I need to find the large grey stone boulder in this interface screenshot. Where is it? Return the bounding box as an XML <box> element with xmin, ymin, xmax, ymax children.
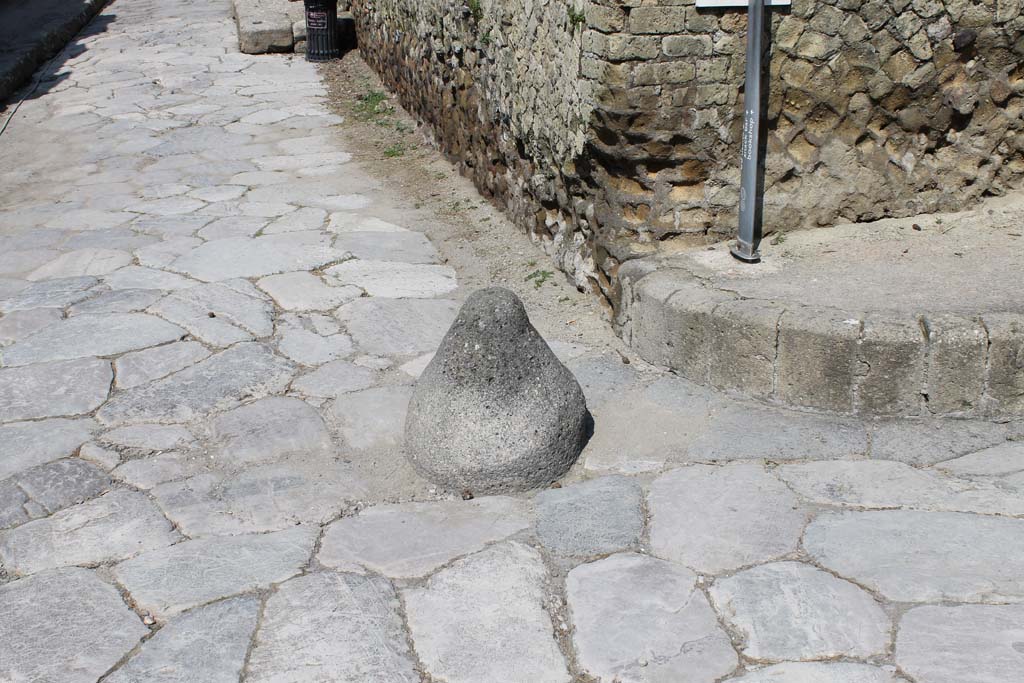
<box><xmin>405</xmin><ymin>288</ymin><xmax>588</xmax><ymax>493</ymax></box>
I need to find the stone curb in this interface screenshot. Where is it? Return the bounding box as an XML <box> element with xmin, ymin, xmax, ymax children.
<box><xmin>232</xmin><ymin>0</ymin><xmax>295</xmax><ymax>55</ymax></box>
<box><xmin>0</xmin><ymin>0</ymin><xmax>111</xmax><ymax>106</ymax></box>
<box><xmin>616</xmin><ymin>259</ymin><xmax>1024</xmax><ymax>418</ymax></box>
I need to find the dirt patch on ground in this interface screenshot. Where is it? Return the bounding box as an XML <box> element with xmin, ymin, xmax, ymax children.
<box><xmin>318</xmin><ymin>50</ymin><xmax>628</xmax><ymax>356</ymax></box>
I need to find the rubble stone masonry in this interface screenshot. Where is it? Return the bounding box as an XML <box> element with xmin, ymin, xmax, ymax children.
<box><xmin>351</xmin><ymin>0</ymin><xmax>1024</xmax><ymax>305</ymax></box>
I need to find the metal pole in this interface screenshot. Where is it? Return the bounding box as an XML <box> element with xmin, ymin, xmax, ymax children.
<box><xmin>730</xmin><ymin>0</ymin><xmax>765</xmax><ymax>263</ymax></box>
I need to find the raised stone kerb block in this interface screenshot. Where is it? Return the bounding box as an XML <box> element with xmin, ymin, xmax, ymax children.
<box><xmin>924</xmin><ymin>314</ymin><xmax>987</xmax><ymax>415</ymax></box>
<box><xmin>856</xmin><ymin>314</ymin><xmax>927</xmax><ymax>415</ymax></box>
<box><xmin>982</xmin><ymin>313</ymin><xmax>1024</xmax><ymax>417</ymax></box>
<box><xmin>775</xmin><ymin>307</ymin><xmax>861</xmax><ymax>413</ymax></box>
<box><xmin>708</xmin><ymin>298</ymin><xmax>784</xmax><ymax>399</ymax></box>
<box><xmin>233</xmin><ymin>0</ymin><xmax>294</xmax><ymax>54</ymax></box>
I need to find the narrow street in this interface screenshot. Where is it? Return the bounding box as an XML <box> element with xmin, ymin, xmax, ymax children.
<box><xmin>0</xmin><ymin>0</ymin><xmax>1022</xmax><ymax>681</ymax></box>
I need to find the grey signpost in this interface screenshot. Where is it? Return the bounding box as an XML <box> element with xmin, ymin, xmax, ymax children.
<box><xmin>696</xmin><ymin>0</ymin><xmax>789</xmax><ymax>263</ymax></box>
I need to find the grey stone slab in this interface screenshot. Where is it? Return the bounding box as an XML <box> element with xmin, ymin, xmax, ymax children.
<box><xmin>0</xmin><ymin>276</ymin><xmax>29</xmax><ymax>300</ymax></box>
<box><xmin>135</xmin><ymin>238</ymin><xmax>204</xmax><ymax>268</ymax></box>
<box><xmin>318</xmin><ymin>496</ymin><xmax>530</xmax><ymax>578</ymax></box>
<box><xmin>263</xmin><ymin>206</ymin><xmax>327</xmax><ymax>233</ymax></box>
<box><xmin>68</xmin><ymin>288</ymin><xmax>165</xmax><ymax>316</ymax></box>
<box><xmin>896</xmin><ymin>604</ymin><xmax>1024</xmax><ymax>683</ymax></box>
<box><xmin>583</xmin><ymin>375</ymin><xmax>716</xmax><ymax>474</ymax></box>
<box><xmin>62</xmin><ymin>230</ymin><xmax>158</xmax><ymax>253</ymax></box>
<box><xmin>0</xmin><ymin>568</ymin><xmax>147</xmax><ymax>683</ymax></box>
<box><xmin>0</xmin><ymin>418</ymin><xmax>95</xmax><ymax>479</ymax></box>
<box><xmin>403</xmin><ymin>542</ymin><xmax>569</xmax><ymax>683</ymax></box>
<box><xmin>0</xmin><ymin>276</ymin><xmax>100</xmax><ymax>313</ymax></box>
<box><xmin>333</xmin><ymin>231</ymin><xmax>439</xmax><ymax>264</ymax></box>
<box><xmin>105</xmin><ymin>596</ymin><xmax>260</xmax><ymax>683</ymax></box>
<box><xmin>804</xmin><ymin>510</ymin><xmax>1024</xmax><ymax>602</ymax></box>
<box><xmin>197</xmin><ymin>215</ymin><xmax>266</xmax><ymax>240</ymax></box>
<box><xmin>277</xmin><ymin>326</ymin><xmax>354</xmax><ymax>365</ymax></box>
<box><xmin>114</xmin><ymin>527</ymin><xmax>316</xmax><ymax>618</ymax></box>
<box><xmin>102</xmin><ymin>424</ymin><xmax>196</xmax><ymax>452</ymax></box>
<box><xmin>290</xmin><ymin>360</ymin><xmax>377</xmax><ymax>398</ymax></box>
<box><xmin>0</xmin><ymin>248</ymin><xmax>59</xmax><ymax>276</ymax></box>
<box><xmin>710</xmin><ymin>561</ymin><xmax>890</xmax><ymax>662</ymax></box>
<box><xmin>0</xmin><ymin>358</ymin><xmax>112</xmax><ymax>422</ymax></box>
<box><xmin>247</xmin><ymin>572</ymin><xmax>418</xmax><ymax>682</ymax></box>
<box><xmin>114</xmin><ymin>341</ymin><xmax>211</xmax><ymax>390</ymax></box>
<box><xmin>27</xmin><ymin>248</ymin><xmax>133</xmax><ymax>280</ymax></box>
<box><xmin>0</xmin><ymin>477</ymin><xmax>29</xmax><ymax>528</ymax></box>
<box><xmin>148</xmin><ymin>279</ymin><xmax>274</xmax><ymax>346</ymax></box>
<box><xmin>648</xmin><ymin>463</ymin><xmax>808</xmax><ymax>574</ymax></box>
<box><xmin>257</xmin><ymin>271</ymin><xmax>361</xmax><ymax>310</ymax></box>
<box><xmin>188</xmin><ymin>185</ymin><xmax>248</xmax><ymax>202</ymax></box>
<box><xmin>151</xmin><ymin>454</ymin><xmax>366</xmax><ymax>536</ymax></box>
<box><xmin>5</xmin><ymin>458</ymin><xmax>110</xmax><ymax>523</ymax></box>
<box><xmin>2</xmin><ymin>313</ymin><xmax>185</xmax><ymax>366</ymax></box>
<box><xmin>209</xmin><ymin>396</ymin><xmax>333</xmax><ymax>466</ymax></box>
<box><xmin>169</xmin><ymin>232</ymin><xmax>345</xmax><ymax>281</ymax></box>
<box><xmin>329</xmin><ymin>215</ymin><xmax>410</xmax><ymax>233</ymax></box>
<box><xmin>335</xmin><ymin>297</ymin><xmax>459</xmax><ymax>356</ymax></box>
<box><xmin>777</xmin><ymin>460</ymin><xmax>1024</xmax><ymax>515</ymax></box>
<box><xmin>688</xmin><ymin>403</ymin><xmax>869</xmax><ymax>461</ymax></box>
<box><xmin>935</xmin><ymin>441</ymin><xmax>1024</xmax><ymax>477</ymax></box>
<box><xmin>727</xmin><ymin>663</ymin><xmax>902</xmax><ymax>682</ymax></box>
<box><xmin>566</xmin><ymin>352</ymin><xmax>644</xmax><ymax>408</ymax></box>
<box><xmin>535</xmin><ymin>476</ymin><xmax>643</xmax><ymax>558</ymax></box>
<box><xmin>151</xmin><ymin>126</ymin><xmax>252</xmax><ymax>156</ymax></box>
<box><xmin>0</xmin><ymin>490</ymin><xmax>179</xmax><ymax>575</ymax></box>
<box><xmin>104</xmin><ymin>266</ymin><xmax>199</xmax><ymax>291</ymax></box>
<box><xmin>0</xmin><ymin>307</ymin><xmax>63</xmax><ymax>344</ymax></box>
<box><xmin>112</xmin><ymin>451</ymin><xmax>207</xmax><ymax>489</ymax></box>
<box><xmin>328</xmin><ymin>386</ymin><xmax>411</xmax><ymax>450</ymax></box>
<box><xmin>567</xmin><ymin>553</ymin><xmax>737</xmax><ymax>683</ymax></box>
<box><xmin>97</xmin><ymin>343</ymin><xmax>295</xmax><ymax>425</ymax></box>
<box><xmin>870</xmin><ymin>419</ymin><xmax>1010</xmax><ymax>465</ymax></box>
<box><xmin>324</xmin><ymin>260</ymin><xmax>457</xmax><ymax>298</ymax></box>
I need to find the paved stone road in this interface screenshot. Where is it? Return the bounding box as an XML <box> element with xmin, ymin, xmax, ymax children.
<box><xmin>2</xmin><ymin>1</ymin><xmax>1024</xmax><ymax>682</ymax></box>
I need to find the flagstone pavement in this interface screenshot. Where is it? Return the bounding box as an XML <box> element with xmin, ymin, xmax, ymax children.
<box><xmin>1</xmin><ymin>0</ymin><xmax>1023</xmax><ymax>681</ymax></box>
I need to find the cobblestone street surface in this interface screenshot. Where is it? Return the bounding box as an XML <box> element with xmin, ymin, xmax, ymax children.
<box><xmin>1</xmin><ymin>1</ymin><xmax>1024</xmax><ymax>682</ymax></box>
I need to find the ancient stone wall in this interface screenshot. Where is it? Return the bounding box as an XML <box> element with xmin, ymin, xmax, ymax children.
<box><xmin>352</xmin><ymin>0</ymin><xmax>1024</xmax><ymax>305</ymax></box>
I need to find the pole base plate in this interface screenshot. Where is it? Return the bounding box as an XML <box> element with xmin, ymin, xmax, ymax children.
<box><xmin>730</xmin><ymin>242</ymin><xmax>761</xmax><ymax>263</ymax></box>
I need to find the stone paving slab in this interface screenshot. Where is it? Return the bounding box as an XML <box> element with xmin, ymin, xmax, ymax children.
<box><xmin>104</xmin><ymin>595</ymin><xmax>260</xmax><ymax>683</ymax></box>
<box><xmin>403</xmin><ymin>542</ymin><xmax>570</xmax><ymax>683</ymax></box>
<box><xmin>113</xmin><ymin>526</ymin><xmax>316</xmax><ymax>617</ymax></box>
<box><xmin>0</xmin><ymin>0</ymin><xmax>1021</xmax><ymax>680</ymax></box>
<box><xmin>246</xmin><ymin>571</ymin><xmax>419</xmax><ymax>682</ymax></box>
<box><xmin>567</xmin><ymin>552</ymin><xmax>737</xmax><ymax>683</ymax></box>
<box><xmin>0</xmin><ymin>567</ymin><xmax>147</xmax><ymax>683</ymax></box>
<box><xmin>0</xmin><ymin>489</ymin><xmax>180</xmax><ymax>575</ymax></box>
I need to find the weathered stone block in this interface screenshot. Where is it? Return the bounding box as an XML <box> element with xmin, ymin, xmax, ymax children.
<box><xmin>236</xmin><ymin>14</ymin><xmax>293</xmax><ymax>55</ymax></box>
<box><xmin>925</xmin><ymin>314</ymin><xmax>987</xmax><ymax>414</ymax></box>
<box><xmin>856</xmin><ymin>315</ymin><xmax>926</xmax><ymax>415</ymax></box>
<box><xmin>708</xmin><ymin>299</ymin><xmax>783</xmax><ymax>398</ymax></box>
<box><xmin>586</xmin><ymin>4</ymin><xmax>626</xmax><ymax>33</ymax></box>
<box><xmin>776</xmin><ymin>307</ymin><xmax>860</xmax><ymax>412</ymax></box>
<box><xmin>629</xmin><ymin>7</ymin><xmax>687</xmax><ymax>34</ymax></box>
<box><xmin>662</xmin><ymin>34</ymin><xmax>713</xmax><ymax>57</ymax></box>
<box><xmin>983</xmin><ymin>313</ymin><xmax>1024</xmax><ymax>416</ymax></box>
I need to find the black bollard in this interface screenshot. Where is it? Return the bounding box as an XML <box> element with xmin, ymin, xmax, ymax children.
<box><xmin>303</xmin><ymin>0</ymin><xmax>340</xmax><ymax>62</ymax></box>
